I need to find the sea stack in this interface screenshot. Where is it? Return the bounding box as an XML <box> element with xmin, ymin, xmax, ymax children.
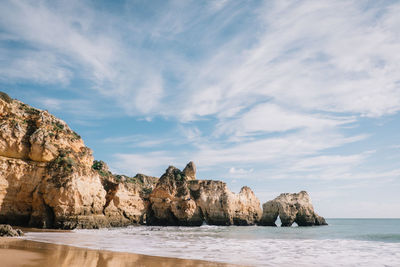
<box><xmin>0</xmin><ymin>92</ymin><xmax>326</xmax><ymax>229</ymax></box>
<box><xmin>259</xmin><ymin>191</ymin><xmax>327</xmax><ymax>226</ymax></box>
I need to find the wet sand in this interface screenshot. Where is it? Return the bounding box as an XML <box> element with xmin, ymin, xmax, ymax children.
<box><xmin>0</xmin><ymin>237</ymin><xmax>239</xmax><ymax>267</ymax></box>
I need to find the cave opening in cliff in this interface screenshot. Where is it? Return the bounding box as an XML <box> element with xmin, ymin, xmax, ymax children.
<box><xmin>275</xmin><ymin>216</ymin><xmax>282</xmax><ymax>226</ymax></box>
<box><xmin>44</xmin><ymin>204</ymin><xmax>55</xmax><ymax>228</ymax></box>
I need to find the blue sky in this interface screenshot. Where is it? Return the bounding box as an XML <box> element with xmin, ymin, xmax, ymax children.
<box><xmin>1</xmin><ymin>0</ymin><xmax>400</xmax><ymax>217</ymax></box>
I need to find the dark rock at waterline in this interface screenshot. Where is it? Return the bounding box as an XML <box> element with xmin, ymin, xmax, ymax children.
<box><xmin>0</xmin><ymin>224</ymin><xmax>24</xmax><ymax>237</ymax></box>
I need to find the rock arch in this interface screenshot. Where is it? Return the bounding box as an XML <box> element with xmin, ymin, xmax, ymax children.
<box><xmin>259</xmin><ymin>191</ymin><xmax>327</xmax><ymax>227</ymax></box>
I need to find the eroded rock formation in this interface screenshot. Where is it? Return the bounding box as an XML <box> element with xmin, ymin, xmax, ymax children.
<box><xmin>101</xmin><ymin>171</ymin><xmax>158</xmax><ymax>226</ymax></box>
<box><xmin>259</xmin><ymin>191</ymin><xmax>327</xmax><ymax>226</ymax></box>
<box><xmin>0</xmin><ymin>92</ymin><xmax>326</xmax><ymax>229</ymax></box>
<box><xmin>148</xmin><ymin>163</ymin><xmax>262</xmax><ymax>226</ymax></box>
<box><xmin>0</xmin><ymin>92</ymin><xmax>157</xmax><ymax>229</ymax></box>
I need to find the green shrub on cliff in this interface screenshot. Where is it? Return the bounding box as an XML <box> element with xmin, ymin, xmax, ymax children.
<box><xmin>72</xmin><ymin>131</ymin><xmax>81</xmax><ymax>140</ymax></box>
<box><xmin>141</xmin><ymin>187</ymin><xmax>153</xmax><ymax>195</ymax></box>
<box><xmin>47</xmin><ymin>152</ymin><xmax>77</xmax><ymax>188</ymax></box>
<box><xmin>52</xmin><ymin>121</ymin><xmax>64</xmax><ymax>132</ymax></box>
<box><xmin>0</xmin><ymin>91</ymin><xmax>12</xmax><ymax>103</ymax></box>
<box><xmin>92</xmin><ymin>160</ymin><xmax>104</xmax><ymax>171</ymax></box>
<box><xmin>52</xmin><ymin>155</ymin><xmax>76</xmax><ymax>173</ymax></box>
<box><xmin>92</xmin><ymin>160</ymin><xmax>110</xmax><ymax>177</ymax></box>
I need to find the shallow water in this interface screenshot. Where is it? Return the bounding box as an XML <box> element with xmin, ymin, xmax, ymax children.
<box><xmin>23</xmin><ymin>219</ymin><xmax>400</xmax><ymax>266</ymax></box>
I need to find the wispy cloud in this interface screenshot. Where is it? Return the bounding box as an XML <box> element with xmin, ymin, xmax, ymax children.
<box><xmin>2</xmin><ymin>1</ymin><xmax>399</xmax><ymax>120</ymax></box>
<box><xmin>214</xmin><ymin>103</ymin><xmax>355</xmax><ymax>138</ymax></box>
<box><xmin>0</xmin><ymin>49</ymin><xmax>72</xmax><ymax>84</ymax></box>
<box><xmin>1</xmin><ymin>1</ymin><xmax>400</xmax><ymax>216</ymax></box>
<box><xmin>172</xmin><ymin>1</ymin><xmax>400</xmax><ymax>123</ymax></box>
<box><xmin>33</xmin><ymin>96</ymin><xmax>117</xmax><ymax>119</ymax></box>
<box><xmin>112</xmin><ymin>152</ymin><xmax>178</xmax><ymax>176</ymax></box>
<box><xmin>229</xmin><ymin>167</ymin><xmax>254</xmax><ymax>178</ymax></box>
<box><xmin>103</xmin><ymin>134</ymin><xmax>175</xmax><ymax>148</ymax></box>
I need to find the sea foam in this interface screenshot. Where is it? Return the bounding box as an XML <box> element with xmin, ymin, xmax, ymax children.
<box><xmin>22</xmin><ymin>223</ymin><xmax>400</xmax><ymax>266</ymax></box>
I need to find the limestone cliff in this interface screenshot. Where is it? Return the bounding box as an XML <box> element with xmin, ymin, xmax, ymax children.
<box><xmin>0</xmin><ymin>92</ymin><xmax>157</xmax><ymax>229</ymax></box>
<box><xmin>259</xmin><ymin>191</ymin><xmax>327</xmax><ymax>226</ymax></box>
<box><xmin>94</xmin><ymin>161</ymin><xmax>158</xmax><ymax>226</ymax></box>
<box><xmin>0</xmin><ymin>92</ymin><xmax>326</xmax><ymax>229</ymax></box>
<box><xmin>147</xmin><ymin>162</ymin><xmax>262</xmax><ymax>226</ymax></box>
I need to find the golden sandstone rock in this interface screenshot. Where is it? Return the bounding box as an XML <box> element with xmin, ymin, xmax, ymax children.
<box><xmin>259</xmin><ymin>191</ymin><xmax>327</xmax><ymax>226</ymax></box>
<box><xmin>148</xmin><ymin>163</ymin><xmax>262</xmax><ymax>226</ymax></box>
<box><xmin>0</xmin><ymin>92</ymin><xmax>326</xmax><ymax>228</ymax></box>
<box><xmin>0</xmin><ymin>93</ymin><xmax>155</xmax><ymax>229</ymax></box>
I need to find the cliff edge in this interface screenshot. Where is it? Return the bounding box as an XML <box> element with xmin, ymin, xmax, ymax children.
<box><xmin>0</xmin><ymin>92</ymin><xmax>326</xmax><ymax>228</ymax></box>
<box><xmin>0</xmin><ymin>92</ymin><xmax>157</xmax><ymax>228</ymax></box>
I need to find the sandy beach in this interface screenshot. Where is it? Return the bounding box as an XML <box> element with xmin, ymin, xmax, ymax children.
<box><xmin>0</xmin><ymin>237</ymin><xmax>238</xmax><ymax>267</ymax></box>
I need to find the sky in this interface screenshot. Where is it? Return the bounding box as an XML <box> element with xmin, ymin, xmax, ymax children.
<box><xmin>0</xmin><ymin>0</ymin><xmax>399</xmax><ymax>218</ymax></box>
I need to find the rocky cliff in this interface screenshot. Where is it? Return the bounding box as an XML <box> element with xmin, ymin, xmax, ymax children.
<box><xmin>0</xmin><ymin>92</ymin><xmax>157</xmax><ymax>229</ymax></box>
<box><xmin>259</xmin><ymin>191</ymin><xmax>327</xmax><ymax>226</ymax></box>
<box><xmin>0</xmin><ymin>92</ymin><xmax>326</xmax><ymax>228</ymax></box>
<box><xmin>147</xmin><ymin>163</ymin><xmax>262</xmax><ymax>226</ymax></box>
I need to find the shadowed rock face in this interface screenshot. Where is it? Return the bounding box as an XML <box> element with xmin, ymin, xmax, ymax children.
<box><xmin>147</xmin><ymin>163</ymin><xmax>262</xmax><ymax>226</ymax></box>
<box><xmin>259</xmin><ymin>191</ymin><xmax>327</xmax><ymax>227</ymax></box>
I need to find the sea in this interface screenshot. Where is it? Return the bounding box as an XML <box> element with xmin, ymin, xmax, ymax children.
<box><xmin>22</xmin><ymin>219</ymin><xmax>400</xmax><ymax>266</ymax></box>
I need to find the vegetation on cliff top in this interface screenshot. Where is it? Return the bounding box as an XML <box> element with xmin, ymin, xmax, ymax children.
<box><xmin>0</xmin><ymin>91</ymin><xmax>12</xmax><ymax>103</ymax></box>
<box><xmin>92</xmin><ymin>160</ymin><xmax>112</xmax><ymax>178</ymax></box>
<box><xmin>47</xmin><ymin>151</ymin><xmax>77</xmax><ymax>188</ymax></box>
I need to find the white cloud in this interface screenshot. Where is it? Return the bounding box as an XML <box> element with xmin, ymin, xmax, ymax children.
<box><xmin>103</xmin><ymin>134</ymin><xmax>175</xmax><ymax>148</ymax></box>
<box><xmin>112</xmin><ymin>152</ymin><xmax>178</xmax><ymax>177</ymax></box>
<box><xmin>0</xmin><ymin>49</ymin><xmax>72</xmax><ymax>84</ymax></box>
<box><xmin>177</xmin><ymin>1</ymin><xmax>400</xmax><ymax>121</ymax></box>
<box><xmin>37</xmin><ymin>97</ymin><xmax>62</xmax><ymax>110</ymax></box>
<box><xmin>1</xmin><ymin>1</ymin><xmax>400</xmax><ymax>219</ymax></box>
<box><xmin>229</xmin><ymin>167</ymin><xmax>254</xmax><ymax>177</ymax></box>
<box><xmin>289</xmin><ymin>151</ymin><xmax>375</xmax><ymax>172</ymax></box>
<box><xmin>215</xmin><ymin>103</ymin><xmax>355</xmax><ymax>137</ymax></box>
<box><xmin>0</xmin><ymin>0</ymin><xmax>117</xmax><ymax>81</ymax></box>
<box><xmin>0</xmin><ymin>0</ymin><xmax>165</xmax><ymax>116</ymax></box>
<box><xmin>33</xmin><ymin>97</ymin><xmax>118</xmax><ymax>119</ymax></box>
<box><xmin>133</xmin><ymin>76</ymin><xmax>164</xmax><ymax>114</ymax></box>
<box><xmin>3</xmin><ymin>0</ymin><xmax>399</xmax><ymax>121</ymax></box>
<box><xmin>191</xmin><ymin>132</ymin><xmax>367</xmax><ymax>168</ymax></box>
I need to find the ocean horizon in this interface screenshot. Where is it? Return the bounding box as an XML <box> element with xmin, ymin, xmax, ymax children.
<box><xmin>1</xmin><ymin>0</ymin><xmax>400</xmax><ymax>266</ymax></box>
<box><xmin>22</xmin><ymin>218</ymin><xmax>400</xmax><ymax>266</ymax></box>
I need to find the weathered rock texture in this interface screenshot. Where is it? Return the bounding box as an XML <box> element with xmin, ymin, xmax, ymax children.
<box><xmin>259</xmin><ymin>191</ymin><xmax>327</xmax><ymax>226</ymax></box>
<box><xmin>101</xmin><ymin>169</ymin><xmax>158</xmax><ymax>226</ymax></box>
<box><xmin>0</xmin><ymin>224</ymin><xmax>23</xmax><ymax>236</ymax></box>
<box><xmin>148</xmin><ymin>163</ymin><xmax>262</xmax><ymax>226</ymax></box>
<box><xmin>0</xmin><ymin>92</ymin><xmax>157</xmax><ymax>229</ymax></box>
<box><xmin>0</xmin><ymin>92</ymin><xmax>327</xmax><ymax>229</ymax></box>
